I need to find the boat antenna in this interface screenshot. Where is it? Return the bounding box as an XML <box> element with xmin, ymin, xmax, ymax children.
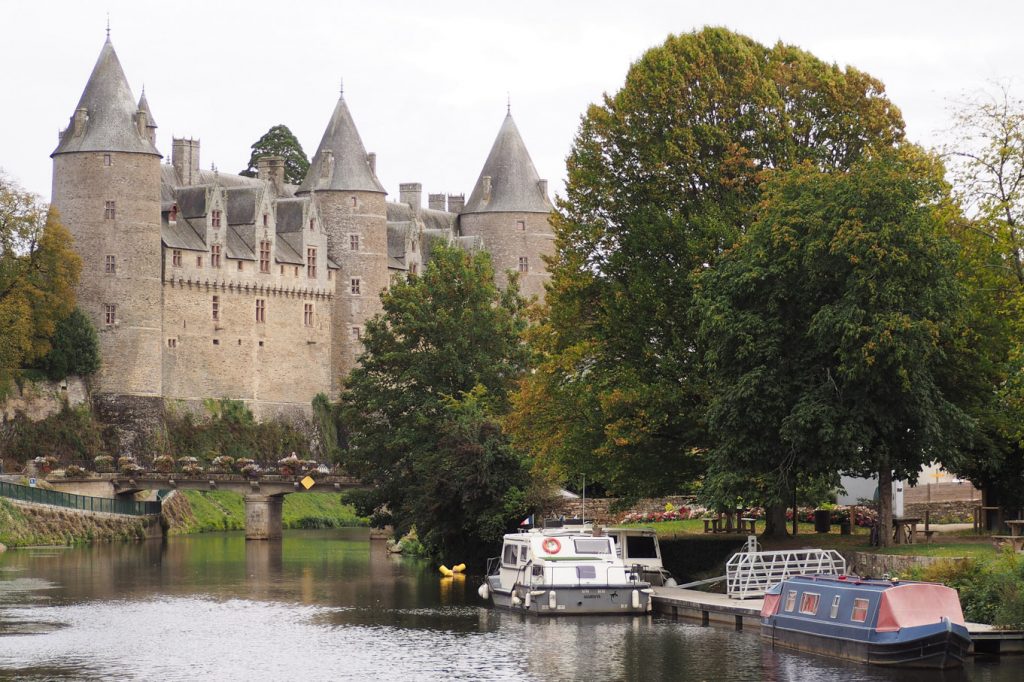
<box><xmin>582</xmin><ymin>475</ymin><xmax>586</xmax><ymax>525</ymax></box>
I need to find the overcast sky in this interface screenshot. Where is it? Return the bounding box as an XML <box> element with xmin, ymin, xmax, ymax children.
<box><xmin>2</xmin><ymin>1</ymin><xmax>1021</xmax><ymax>203</ymax></box>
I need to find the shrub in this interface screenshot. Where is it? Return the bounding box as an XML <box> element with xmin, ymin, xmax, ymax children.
<box><xmin>93</xmin><ymin>455</ymin><xmax>114</xmax><ymax>473</ymax></box>
<box><xmin>153</xmin><ymin>455</ymin><xmax>175</xmax><ymax>474</ymax></box>
<box><xmin>117</xmin><ymin>456</ymin><xmax>142</xmax><ymax>475</ymax></box>
<box><xmin>210</xmin><ymin>456</ymin><xmax>235</xmax><ymax>473</ymax></box>
<box><xmin>64</xmin><ymin>464</ymin><xmax>86</xmax><ymax>478</ymax></box>
<box><xmin>277</xmin><ymin>454</ymin><xmax>301</xmax><ymax>476</ymax></box>
<box><xmin>240</xmin><ymin>463</ymin><xmax>261</xmax><ymax>479</ymax></box>
<box><xmin>36</xmin><ymin>308</ymin><xmax>101</xmax><ymax>380</ymax></box>
<box><xmin>33</xmin><ymin>456</ymin><xmax>58</xmax><ymax>474</ymax></box>
<box><xmin>177</xmin><ymin>456</ymin><xmax>202</xmax><ymax>476</ymax></box>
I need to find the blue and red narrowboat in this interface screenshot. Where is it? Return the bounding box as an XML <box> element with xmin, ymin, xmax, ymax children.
<box><xmin>761</xmin><ymin>575</ymin><xmax>971</xmax><ymax>668</ymax></box>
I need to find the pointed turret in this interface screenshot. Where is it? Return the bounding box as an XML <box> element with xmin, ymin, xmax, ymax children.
<box><xmin>52</xmin><ymin>36</ymin><xmax>160</xmax><ymax>157</ymax></box>
<box><xmin>298</xmin><ymin>94</ymin><xmax>384</xmax><ymax>194</ymax></box>
<box><xmin>138</xmin><ymin>88</ymin><xmax>158</xmax><ymax>146</ymax></box>
<box><xmin>462</xmin><ymin>112</ymin><xmax>552</xmax><ymax>214</ymax></box>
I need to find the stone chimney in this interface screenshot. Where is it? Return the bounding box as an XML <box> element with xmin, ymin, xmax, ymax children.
<box><xmin>366</xmin><ymin>152</ymin><xmax>377</xmax><ymax>175</ymax></box>
<box><xmin>72</xmin><ymin>107</ymin><xmax>88</xmax><ymax>137</ymax></box>
<box><xmin>482</xmin><ymin>176</ymin><xmax>492</xmax><ymax>202</ymax></box>
<box><xmin>447</xmin><ymin>194</ymin><xmax>465</xmax><ymax>213</ymax></box>
<box><xmin>538</xmin><ymin>179</ymin><xmax>548</xmax><ymax>198</ymax></box>
<box><xmin>257</xmin><ymin>156</ymin><xmax>286</xmax><ymax>192</ymax></box>
<box><xmin>172</xmin><ymin>137</ymin><xmax>201</xmax><ymax>186</ymax></box>
<box><xmin>399</xmin><ymin>183</ymin><xmax>422</xmax><ymax>209</ymax></box>
<box><xmin>428</xmin><ymin>193</ymin><xmax>446</xmax><ymax>210</ymax></box>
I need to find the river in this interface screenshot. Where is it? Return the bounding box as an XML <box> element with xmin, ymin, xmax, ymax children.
<box><xmin>0</xmin><ymin>529</ymin><xmax>1017</xmax><ymax>681</ymax></box>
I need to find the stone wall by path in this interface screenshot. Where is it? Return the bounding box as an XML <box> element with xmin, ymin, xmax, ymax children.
<box><xmin>553</xmin><ymin>496</ymin><xmax>698</xmax><ymax>524</ymax></box>
<box><xmin>0</xmin><ymin>377</ymin><xmax>88</xmax><ymax>423</ymax></box>
<box><xmin>904</xmin><ymin>500</ymin><xmax>980</xmax><ymax>523</ymax></box>
<box><xmin>844</xmin><ymin>551</ymin><xmax>966</xmax><ymax>578</ymax></box>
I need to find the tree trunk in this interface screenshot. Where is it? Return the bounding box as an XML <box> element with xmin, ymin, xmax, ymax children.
<box><xmin>878</xmin><ymin>467</ymin><xmax>894</xmax><ymax>548</ymax></box>
<box><xmin>763</xmin><ymin>502</ymin><xmax>790</xmax><ymax>537</ymax></box>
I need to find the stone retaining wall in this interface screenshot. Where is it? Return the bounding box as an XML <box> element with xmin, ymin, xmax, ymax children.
<box><xmin>554</xmin><ymin>495</ymin><xmax>698</xmax><ymax>524</ymax></box>
<box><xmin>844</xmin><ymin>551</ymin><xmax>965</xmax><ymax>578</ymax></box>
<box><xmin>904</xmin><ymin>500</ymin><xmax>979</xmax><ymax>523</ymax></box>
<box><xmin>0</xmin><ymin>377</ymin><xmax>87</xmax><ymax>423</ymax></box>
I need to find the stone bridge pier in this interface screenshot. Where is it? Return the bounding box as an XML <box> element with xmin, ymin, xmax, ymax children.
<box><xmin>244</xmin><ymin>494</ymin><xmax>285</xmax><ymax>540</ymax></box>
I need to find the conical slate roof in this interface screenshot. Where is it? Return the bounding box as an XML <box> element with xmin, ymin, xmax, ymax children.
<box><xmin>298</xmin><ymin>95</ymin><xmax>385</xmax><ymax>194</ymax></box>
<box><xmin>138</xmin><ymin>89</ymin><xmax>157</xmax><ymax>128</ymax></box>
<box><xmin>462</xmin><ymin>112</ymin><xmax>552</xmax><ymax>214</ymax></box>
<box><xmin>52</xmin><ymin>36</ymin><xmax>160</xmax><ymax>157</ymax></box>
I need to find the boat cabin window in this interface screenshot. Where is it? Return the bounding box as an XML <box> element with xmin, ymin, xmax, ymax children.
<box><xmin>799</xmin><ymin>593</ymin><xmax>820</xmax><ymax>616</ymax></box>
<box><xmin>573</xmin><ymin>538</ymin><xmax>612</xmax><ymax>555</ymax></box>
<box><xmin>625</xmin><ymin>535</ymin><xmax>658</xmax><ymax>559</ymax></box>
<box><xmin>851</xmin><ymin>598</ymin><xmax>870</xmax><ymax>623</ymax></box>
<box><xmin>503</xmin><ymin>544</ymin><xmax>518</xmax><ymax>565</ymax></box>
<box><xmin>829</xmin><ymin>595</ymin><xmax>841</xmax><ymax>619</ymax></box>
<box><xmin>532</xmin><ymin>566</ymin><xmax>544</xmax><ymax>577</ymax></box>
<box><xmin>576</xmin><ymin>566</ymin><xmax>596</xmax><ymax>580</ymax></box>
<box><xmin>784</xmin><ymin>590</ymin><xmax>797</xmax><ymax>612</ymax></box>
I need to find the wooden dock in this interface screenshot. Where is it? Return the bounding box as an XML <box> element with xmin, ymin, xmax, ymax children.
<box><xmin>651</xmin><ymin>587</ymin><xmax>1024</xmax><ymax>654</ymax></box>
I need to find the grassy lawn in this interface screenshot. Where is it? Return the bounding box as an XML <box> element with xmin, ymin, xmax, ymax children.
<box><xmin>173</xmin><ymin>490</ymin><xmax>367</xmax><ymax>535</ymax></box>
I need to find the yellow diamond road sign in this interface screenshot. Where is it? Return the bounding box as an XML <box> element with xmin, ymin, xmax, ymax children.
<box><xmin>301</xmin><ymin>475</ymin><xmax>315</xmax><ymax>490</ymax></box>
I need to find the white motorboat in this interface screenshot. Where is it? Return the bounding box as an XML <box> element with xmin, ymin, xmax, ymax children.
<box><xmin>603</xmin><ymin>526</ymin><xmax>677</xmax><ymax>587</ymax></box>
<box><xmin>479</xmin><ymin>521</ymin><xmax>653</xmax><ymax>615</ymax></box>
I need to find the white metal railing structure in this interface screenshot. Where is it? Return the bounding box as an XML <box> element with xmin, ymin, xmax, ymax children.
<box><xmin>725</xmin><ymin>538</ymin><xmax>846</xmax><ymax>599</ymax></box>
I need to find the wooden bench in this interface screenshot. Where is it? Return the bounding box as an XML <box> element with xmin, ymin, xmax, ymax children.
<box><xmin>703</xmin><ymin>518</ymin><xmax>725</xmax><ymax>534</ymax></box>
<box><xmin>922</xmin><ymin>530</ymin><xmax>937</xmax><ymax>544</ymax></box>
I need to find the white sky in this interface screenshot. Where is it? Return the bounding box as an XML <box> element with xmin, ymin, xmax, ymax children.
<box><xmin>1</xmin><ymin>0</ymin><xmax>1021</xmax><ymax>203</ymax></box>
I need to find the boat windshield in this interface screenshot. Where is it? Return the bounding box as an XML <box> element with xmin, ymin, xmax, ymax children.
<box><xmin>625</xmin><ymin>535</ymin><xmax>658</xmax><ymax>559</ymax></box>
<box><xmin>573</xmin><ymin>538</ymin><xmax>612</xmax><ymax>555</ymax></box>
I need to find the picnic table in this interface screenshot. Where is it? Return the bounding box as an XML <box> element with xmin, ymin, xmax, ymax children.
<box><xmin>702</xmin><ymin>512</ymin><xmax>757</xmax><ymax>534</ymax></box>
<box><xmin>892</xmin><ymin>516</ymin><xmax>921</xmax><ymax>544</ymax></box>
<box><xmin>994</xmin><ymin>520</ymin><xmax>1024</xmax><ymax>552</ymax></box>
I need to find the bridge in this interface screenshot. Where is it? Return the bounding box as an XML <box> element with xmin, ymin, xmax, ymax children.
<box><xmin>48</xmin><ymin>473</ymin><xmax>365</xmax><ymax>540</ymax></box>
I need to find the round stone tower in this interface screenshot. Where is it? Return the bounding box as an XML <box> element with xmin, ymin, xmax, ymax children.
<box><xmin>50</xmin><ymin>35</ymin><xmax>163</xmax><ymax>446</ymax></box>
<box><xmin>297</xmin><ymin>92</ymin><xmax>388</xmax><ymax>390</ymax></box>
<box><xmin>459</xmin><ymin>111</ymin><xmax>554</xmax><ymax>301</ymax></box>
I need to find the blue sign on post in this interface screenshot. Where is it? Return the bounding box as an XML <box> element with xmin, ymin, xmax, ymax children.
<box><xmin>29</xmin><ymin>478</ymin><xmax>37</xmax><ymax>488</ymax></box>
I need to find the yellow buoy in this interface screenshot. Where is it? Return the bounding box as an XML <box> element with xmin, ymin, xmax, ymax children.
<box><xmin>452</xmin><ymin>563</ymin><xmax>466</xmax><ymax>573</ymax></box>
<box><xmin>438</xmin><ymin>565</ymin><xmax>454</xmax><ymax>577</ymax></box>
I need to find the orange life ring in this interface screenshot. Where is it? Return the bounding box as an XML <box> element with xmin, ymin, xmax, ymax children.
<box><xmin>542</xmin><ymin>538</ymin><xmax>561</xmax><ymax>554</ymax></box>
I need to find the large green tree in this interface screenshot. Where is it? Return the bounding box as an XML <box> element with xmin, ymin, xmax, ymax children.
<box><xmin>509</xmin><ymin>28</ymin><xmax>905</xmax><ymax>508</ymax></box>
<box><xmin>0</xmin><ymin>173</ymin><xmax>80</xmax><ymax>387</ymax></box>
<box><xmin>698</xmin><ymin>148</ymin><xmax>974</xmax><ymax>545</ymax></box>
<box><xmin>37</xmin><ymin>308</ymin><xmax>100</xmax><ymax>380</ymax></box>
<box><xmin>341</xmin><ymin>244</ymin><xmax>531</xmax><ymax>561</ymax></box>
<box><xmin>239</xmin><ymin>125</ymin><xmax>310</xmax><ymax>185</ymax></box>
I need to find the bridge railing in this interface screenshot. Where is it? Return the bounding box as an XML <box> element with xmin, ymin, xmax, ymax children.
<box><xmin>0</xmin><ymin>480</ymin><xmax>160</xmax><ymax>516</ymax></box>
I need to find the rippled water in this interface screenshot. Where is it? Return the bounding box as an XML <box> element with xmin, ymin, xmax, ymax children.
<box><xmin>0</xmin><ymin>530</ymin><xmax>1017</xmax><ymax>681</ymax></box>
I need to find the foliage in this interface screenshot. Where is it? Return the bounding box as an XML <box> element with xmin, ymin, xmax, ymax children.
<box><xmin>0</xmin><ymin>498</ymin><xmax>150</xmax><ymax>547</ymax></box>
<box><xmin>209</xmin><ymin>455</ymin><xmax>236</xmax><ymax>473</ymax></box>
<box><xmin>37</xmin><ymin>308</ymin><xmax>100</xmax><ymax>380</ymax></box>
<box><xmin>93</xmin><ymin>455</ymin><xmax>113</xmax><ymax>473</ymax></box>
<box><xmin>152</xmin><ymin>455</ymin><xmax>175</xmax><ymax>473</ymax></box>
<box><xmin>939</xmin><ymin>84</ymin><xmax>1024</xmax><ymax>508</ymax></box>
<box><xmin>0</xmin><ymin>173</ymin><xmax>81</xmax><ymax>389</ymax></box>
<box><xmin>166</xmin><ymin>490</ymin><xmax>367</xmax><ymax>535</ymax></box>
<box><xmin>697</xmin><ymin>148</ymin><xmax>974</xmax><ymax>544</ymax></box>
<box><xmin>164</xmin><ymin>399</ymin><xmax>310</xmax><ymax>463</ymax></box>
<box><xmin>341</xmin><ymin>243</ymin><xmax>531</xmax><ymax>561</ymax></box>
<box><xmin>312</xmin><ymin>392</ymin><xmax>345</xmax><ymax>464</ymax></box>
<box><xmin>509</xmin><ymin>27</ymin><xmax>906</xmax><ymax>500</ymax></box>
<box><xmin>1</xmin><ymin>403</ymin><xmax>105</xmax><ymax>464</ymax></box>
<box><xmin>239</xmin><ymin>124</ymin><xmax>310</xmax><ymax>185</ymax></box>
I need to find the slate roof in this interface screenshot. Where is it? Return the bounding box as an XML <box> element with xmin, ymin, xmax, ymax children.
<box><xmin>176</xmin><ymin>186</ymin><xmax>207</xmax><ymax>219</ymax></box>
<box><xmin>297</xmin><ymin>95</ymin><xmax>385</xmax><ymax>194</ymax></box>
<box><xmin>387</xmin><ymin>222</ymin><xmax>413</xmax><ymax>260</ymax></box>
<box><xmin>225</xmin><ymin>227</ymin><xmax>255</xmax><ymax>260</ymax></box>
<box><xmin>275</xmin><ymin>199</ymin><xmax>305</xmax><ymax>233</ymax></box>
<box><xmin>52</xmin><ymin>37</ymin><xmax>160</xmax><ymax>157</ymax></box>
<box><xmin>462</xmin><ymin>113</ymin><xmax>552</xmax><ymax>214</ymax></box>
<box><xmin>226</xmin><ymin>187</ymin><xmax>259</xmax><ymax>226</ymax></box>
<box><xmin>275</xmin><ymin>233</ymin><xmax>304</xmax><ymax>265</ymax></box>
<box><xmin>162</xmin><ymin>216</ymin><xmax>207</xmax><ymax>252</ymax></box>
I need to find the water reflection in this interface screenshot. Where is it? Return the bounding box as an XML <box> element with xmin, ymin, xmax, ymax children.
<box><xmin>0</xmin><ymin>530</ymin><xmax>1017</xmax><ymax>681</ymax></box>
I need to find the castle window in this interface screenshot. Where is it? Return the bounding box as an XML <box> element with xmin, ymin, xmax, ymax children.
<box><xmin>104</xmin><ymin>255</ymin><xmax>116</xmax><ymax>274</ymax></box>
<box><xmin>104</xmin><ymin>304</ymin><xmax>116</xmax><ymax>325</ymax></box>
<box><xmin>170</xmin><ymin>205</ymin><xmax>178</xmax><ymax>222</ymax></box>
<box><xmin>516</xmin><ymin>220</ymin><xmax>525</xmax><ymax>231</ymax></box>
<box><xmin>310</xmin><ymin>219</ymin><xmax>314</xmax><ymax>232</ymax></box>
<box><xmin>211</xmin><ymin>244</ymin><xmax>221</xmax><ymax>268</ymax></box>
<box><xmin>304</xmin><ymin>303</ymin><xmax>314</xmax><ymax>327</ymax></box>
<box><xmin>213</xmin><ymin>339</ymin><xmax>220</xmax><ymax>346</ymax></box>
<box><xmin>350</xmin><ymin>326</ymin><xmax>361</xmax><ymax>341</ymax></box>
<box><xmin>280</xmin><ymin>265</ymin><xmax>284</xmax><ymax>275</ymax></box>
<box><xmin>237</xmin><ymin>261</ymin><xmax>244</xmax><ymax>271</ymax></box>
<box><xmin>167</xmin><ymin>338</ymin><xmax>177</xmax><ymax>348</ymax></box>
<box><xmin>307</xmin><ymin>248</ymin><xmax>317</xmax><ymax>278</ymax></box>
<box><xmin>328</xmin><ymin>270</ymin><xmax>333</xmax><ymax>281</ymax></box>
<box><xmin>350</xmin><ymin>277</ymin><xmax>361</xmax><ymax>295</ymax></box>
<box><xmin>103</xmin><ymin>154</ymin><xmax>112</xmax><ymax>166</ymax></box>
<box><xmin>196</xmin><ymin>255</ymin><xmax>202</xmax><ymax>267</ymax></box>
<box><xmin>104</xmin><ymin>201</ymin><xmax>116</xmax><ymax>220</ymax></box>
<box><xmin>518</xmin><ymin>256</ymin><xmax>528</xmax><ymax>273</ymax></box>
<box><xmin>259</xmin><ymin>241</ymin><xmax>271</xmax><ymax>273</ymax></box>
<box><xmin>410</xmin><ymin>263</ymin><xmax>418</xmax><ymax>275</ymax></box>
<box><xmin>294</xmin><ymin>267</ymin><xmax>299</xmax><ymax>277</ymax></box>
<box><xmin>350</xmin><ymin>196</ymin><xmax>357</xmax><ymax>208</ymax></box>
<box><xmin>256</xmin><ymin>299</ymin><xmax>266</xmax><ymax>324</ymax></box>
<box><xmin>411</xmin><ymin>240</ymin><xmax>416</xmax><ymax>253</ymax></box>
<box><xmin>263</xmin><ymin>213</ymin><xmax>269</xmax><ymax>227</ymax></box>
<box><xmin>350</xmin><ymin>234</ymin><xmax>359</xmax><ymax>251</ymax></box>
<box><xmin>172</xmin><ymin>250</ymin><xmax>182</xmax><ymax>267</ymax></box>
<box><xmin>211</xmin><ymin>295</ymin><xmax>220</xmax><ymax>322</ymax></box>
<box><xmin>211</xmin><ymin>210</ymin><xmax>222</xmax><ymax>228</ymax></box>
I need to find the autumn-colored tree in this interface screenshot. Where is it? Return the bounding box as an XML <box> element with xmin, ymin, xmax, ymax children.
<box><xmin>239</xmin><ymin>125</ymin><xmax>310</xmax><ymax>185</ymax></box>
<box><xmin>0</xmin><ymin>173</ymin><xmax>80</xmax><ymax>387</ymax></box>
<box><xmin>698</xmin><ymin>148</ymin><xmax>974</xmax><ymax>546</ymax></box>
<box><xmin>509</xmin><ymin>28</ymin><xmax>905</xmax><ymax>523</ymax></box>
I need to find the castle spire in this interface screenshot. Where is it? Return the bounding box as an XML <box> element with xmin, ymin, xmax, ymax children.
<box><xmin>52</xmin><ymin>34</ymin><xmax>160</xmax><ymax>157</ymax></box>
<box><xmin>461</xmin><ymin>111</ymin><xmax>552</xmax><ymax>214</ymax></box>
<box><xmin>297</xmin><ymin>89</ymin><xmax>384</xmax><ymax>194</ymax></box>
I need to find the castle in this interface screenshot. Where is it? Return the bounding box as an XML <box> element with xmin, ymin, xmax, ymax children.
<box><xmin>50</xmin><ymin>35</ymin><xmax>555</xmax><ymax>440</ymax></box>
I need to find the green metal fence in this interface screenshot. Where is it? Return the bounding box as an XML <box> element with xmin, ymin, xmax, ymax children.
<box><xmin>0</xmin><ymin>481</ymin><xmax>160</xmax><ymax>516</ymax></box>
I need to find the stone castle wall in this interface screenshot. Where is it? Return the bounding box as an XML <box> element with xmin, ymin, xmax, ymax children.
<box><xmin>458</xmin><ymin>211</ymin><xmax>554</xmax><ymax>301</ymax></box>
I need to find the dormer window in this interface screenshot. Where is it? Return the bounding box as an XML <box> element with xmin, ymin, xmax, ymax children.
<box><xmin>211</xmin><ymin>244</ymin><xmax>221</xmax><ymax>268</ymax></box>
<box><xmin>263</xmin><ymin>213</ymin><xmax>269</xmax><ymax>227</ymax></box>
<box><xmin>170</xmin><ymin>204</ymin><xmax>178</xmax><ymax>222</ymax></box>
<box><xmin>259</xmin><ymin>241</ymin><xmax>271</xmax><ymax>273</ymax></box>
<box><xmin>310</xmin><ymin>219</ymin><xmax>315</xmax><ymax>232</ymax></box>
<box><xmin>307</xmin><ymin>248</ymin><xmax>317</xmax><ymax>278</ymax></box>
<box><xmin>211</xmin><ymin>210</ymin><xmax>222</xmax><ymax>228</ymax></box>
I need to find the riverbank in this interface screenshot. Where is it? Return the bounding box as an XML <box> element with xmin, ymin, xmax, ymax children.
<box><xmin>162</xmin><ymin>490</ymin><xmax>368</xmax><ymax>535</ymax></box>
<box><xmin>0</xmin><ymin>497</ymin><xmax>159</xmax><ymax>547</ymax></box>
